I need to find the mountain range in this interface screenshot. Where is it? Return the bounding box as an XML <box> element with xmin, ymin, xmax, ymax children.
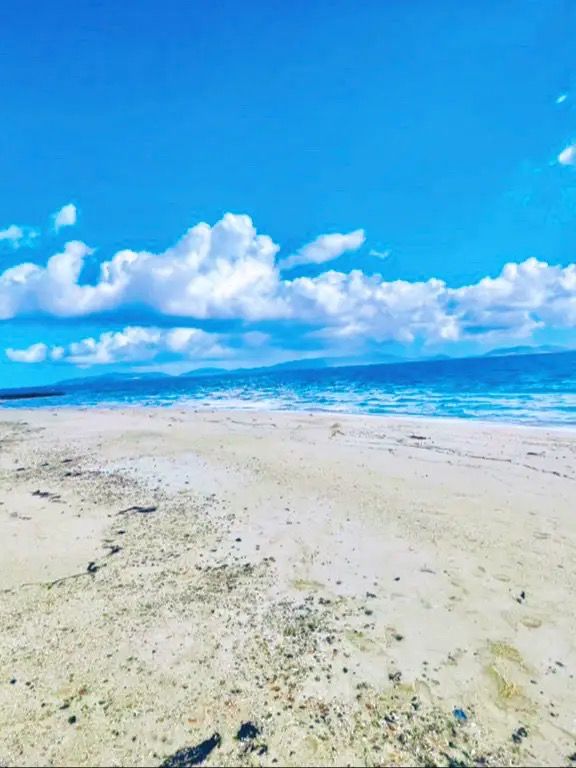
<box><xmin>49</xmin><ymin>344</ymin><xmax>572</xmax><ymax>389</ymax></box>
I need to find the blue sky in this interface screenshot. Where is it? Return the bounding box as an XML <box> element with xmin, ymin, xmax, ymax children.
<box><xmin>1</xmin><ymin>0</ymin><xmax>576</xmax><ymax>387</ymax></box>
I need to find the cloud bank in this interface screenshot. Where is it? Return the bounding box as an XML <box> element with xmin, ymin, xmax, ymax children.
<box><xmin>7</xmin><ymin>326</ymin><xmax>229</xmax><ymax>366</ymax></box>
<box><xmin>2</xmin><ymin>212</ymin><xmax>576</xmax><ymax>366</ymax></box>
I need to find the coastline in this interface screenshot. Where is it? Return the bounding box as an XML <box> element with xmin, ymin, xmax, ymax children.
<box><xmin>1</xmin><ymin>407</ymin><xmax>575</xmax><ymax>766</ymax></box>
<box><xmin>2</xmin><ymin>401</ymin><xmax>576</xmax><ymax>434</ymax></box>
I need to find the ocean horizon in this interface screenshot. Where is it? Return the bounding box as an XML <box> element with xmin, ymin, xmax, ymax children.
<box><xmin>2</xmin><ymin>349</ymin><xmax>575</xmax><ymax>428</ymax></box>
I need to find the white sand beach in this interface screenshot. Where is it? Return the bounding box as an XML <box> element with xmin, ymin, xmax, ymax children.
<box><xmin>1</xmin><ymin>408</ymin><xmax>575</xmax><ymax>766</ymax></box>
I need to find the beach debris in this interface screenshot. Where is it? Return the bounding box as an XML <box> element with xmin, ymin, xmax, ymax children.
<box><xmin>511</xmin><ymin>726</ymin><xmax>528</xmax><ymax>744</ymax></box>
<box><xmin>118</xmin><ymin>505</ymin><xmax>158</xmax><ymax>515</ymax></box>
<box><xmin>235</xmin><ymin>721</ymin><xmax>260</xmax><ymax>741</ymax></box>
<box><xmin>453</xmin><ymin>708</ymin><xmax>468</xmax><ymax>723</ymax></box>
<box><xmin>568</xmin><ymin>752</ymin><xmax>576</xmax><ymax>762</ymax></box>
<box><xmin>86</xmin><ymin>562</ymin><xmax>98</xmax><ymax>574</ymax></box>
<box><xmin>515</xmin><ymin>590</ymin><xmax>526</xmax><ymax>604</ymax></box>
<box><xmin>160</xmin><ymin>734</ymin><xmax>221</xmax><ymax>767</ymax></box>
<box><xmin>409</xmin><ymin>434</ymin><xmax>428</xmax><ymax>440</ymax></box>
<box><xmin>68</xmin><ymin>715</ymin><xmax>77</xmax><ymax>725</ymax></box>
<box><xmin>32</xmin><ymin>489</ymin><xmax>60</xmax><ymax>500</ymax></box>
<box><xmin>330</xmin><ymin>423</ymin><xmax>344</xmax><ymax>438</ymax></box>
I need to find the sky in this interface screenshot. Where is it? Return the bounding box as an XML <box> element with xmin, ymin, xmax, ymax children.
<box><xmin>1</xmin><ymin>0</ymin><xmax>576</xmax><ymax>387</ymax></box>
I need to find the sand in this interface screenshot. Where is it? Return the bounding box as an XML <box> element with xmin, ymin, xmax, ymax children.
<box><xmin>0</xmin><ymin>407</ymin><xmax>575</xmax><ymax>767</ymax></box>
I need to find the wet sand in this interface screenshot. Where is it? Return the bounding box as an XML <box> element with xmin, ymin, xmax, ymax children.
<box><xmin>0</xmin><ymin>408</ymin><xmax>575</xmax><ymax>767</ymax></box>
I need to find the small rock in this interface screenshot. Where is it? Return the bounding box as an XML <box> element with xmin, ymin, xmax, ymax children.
<box><xmin>161</xmin><ymin>734</ymin><xmax>221</xmax><ymax>767</ymax></box>
<box><xmin>512</xmin><ymin>726</ymin><xmax>528</xmax><ymax>743</ymax></box>
<box><xmin>236</xmin><ymin>722</ymin><xmax>260</xmax><ymax>741</ymax></box>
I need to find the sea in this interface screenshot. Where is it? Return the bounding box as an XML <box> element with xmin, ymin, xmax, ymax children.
<box><xmin>1</xmin><ymin>351</ymin><xmax>576</xmax><ymax>428</ymax></box>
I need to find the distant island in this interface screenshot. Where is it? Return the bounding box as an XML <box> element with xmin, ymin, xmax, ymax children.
<box><xmin>1</xmin><ymin>344</ymin><xmax>572</xmax><ymax>399</ymax></box>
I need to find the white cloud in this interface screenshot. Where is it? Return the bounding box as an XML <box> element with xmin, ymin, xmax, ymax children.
<box><xmin>6</xmin><ymin>342</ymin><xmax>49</xmax><ymax>363</ymax></box>
<box><xmin>0</xmin><ymin>225</ymin><xmax>24</xmax><ymax>245</ymax></box>
<box><xmin>5</xmin><ymin>326</ymin><xmax>230</xmax><ymax>366</ymax></box>
<box><xmin>369</xmin><ymin>248</ymin><xmax>391</xmax><ymax>260</ymax></box>
<box><xmin>2</xmin><ymin>213</ymin><xmax>576</xmax><ymax>352</ymax></box>
<box><xmin>279</xmin><ymin>229</ymin><xmax>365</xmax><ymax>270</ymax></box>
<box><xmin>53</xmin><ymin>203</ymin><xmax>77</xmax><ymax>231</ymax></box>
<box><xmin>0</xmin><ymin>215</ymin><xmax>283</xmax><ymax>320</ymax></box>
<box><xmin>0</xmin><ymin>224</ymin><xmax>38</xmax><ymax>249</ymax></box>
<box><xmin>558</xmin><ymin>144</ymin><xmax>576</xmax><ymax>166</ymax></box>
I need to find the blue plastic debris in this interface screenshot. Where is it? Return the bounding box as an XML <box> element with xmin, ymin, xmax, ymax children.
<box><xmin>453</xmin><ymin>708</ymin><xmax>468</xmax><ymax>722</ymax></box>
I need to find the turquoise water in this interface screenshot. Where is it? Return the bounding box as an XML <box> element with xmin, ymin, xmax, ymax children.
<box><xmin>2</xmin><ymin>351</ymin><xmax>576</xmax><ymax>427</ymax></box>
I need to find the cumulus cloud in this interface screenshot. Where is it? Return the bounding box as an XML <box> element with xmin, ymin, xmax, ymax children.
<box><xmin>0</xmin><ymin>215</ymin><xmax>282</xmax><ymax>320</ymax></box>
<box><xmin>53</xmin><ymin>203</ymin><xmax>77</xmax><ymax>231</ymax></box>
<box><xmin>279</xmin><ymin>229</ymin><xmax>365</xmax><ymax>270</ymax></box>
<box><xmin>6</xmin><ymin>326</ymin><xmax>230</xmax><ymax>366</ymax></box>
<box><xmin>558</xmin><ymin>143</ymin><xmax>576</xmax><ymax>166</ymax></box>
<box><xmin>0</xmin><ymin>224</ymin><xmax>38</xmax><ymax>249</ymax></box>
<box><xmin>0</xmin><ymin>225</ymin><xmax>24</xmax><ymax>246</ymax></box>
<box><xmin>1</xmin><ymin>213</ymin><xmax>576</xmax><ymax>352</ymax></box>
<box><xmin>6</xmin><ymin>342</ymin><xmax>49</xmax><ymax>363</ymax></box>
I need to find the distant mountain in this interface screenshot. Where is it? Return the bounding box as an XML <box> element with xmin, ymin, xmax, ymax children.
<box><xmin>182</xmin><ymin>353</ymin><xmax>407</xmax><ymax>378</ymax></box>
<box><xmin>183</xmin><ymin>367</ymin><xmax>233</xmax><ymax>377</ymax></box>
<box><xmin>50</xmin><ymin>346</ymin><xmax>573</xmax><ymax>391</ymax></box>
<box><xmin>484</xmin><ymin>344</ymin><xmax>570</xmax><ymax>358</ymax></box>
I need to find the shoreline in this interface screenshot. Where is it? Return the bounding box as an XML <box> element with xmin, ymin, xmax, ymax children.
<box><xmin>1</xmin><ymin>407</ymin><xmax>575</xmax><ymax>766</ymax></box>
<box><xmin>2</xmin><ymin>402</ymin><xmax>576</xmax><ymax>434</ymax></box>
